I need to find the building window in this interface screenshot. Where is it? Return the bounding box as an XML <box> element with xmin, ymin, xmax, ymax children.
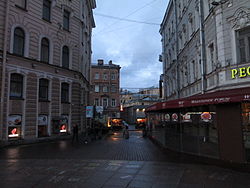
<box><xmin>208</xmin><ymin>43</ymin><xmax>215</xmax><ymax>70</ymax></box>
<box><xmin>237</xmin><ymin>27</ymin><xmax>250</xmax><ymax>64</ymax></box>
<box><xmin>103</xmin><ymin>86</ymin><xmax>108</xmax><ymax>93</ymax></box>
<box><xmin>111</xmin><ymin>73</ymin><xmax>116</xmax><ymax>80</ymax></box>
<box><xmin>15</xmin><ymin>0</ymin><xmax>26</xmax><ymax>9</ymax></box>
<box><xmin>39</xmin><ymin>78</ymin><xmax>49</xmax><ymax>101</ymax></box>
<box><xmin>94</xmin><ymin>73</ymin><xmax>99</xmax><ymax>79</ymax></box>
<box><xmin>111</xmin><ymin>85</ymin><xmax>116</xmax><ymax>93</ymax></box>
<box><xmin>41</xmin><ymin>38</ymin><xmax>49</xmax><ymax>63</ymax></box>
<box><xmin>13</xmin><ymin>27</ymin><xmax>25</xmax><ymax>56</ymax></box>
<box><xmin>103</xmin><ymin>73</ymin><xmax>108</xmax><ymax>80</ymax></box>
<box><xmin>111</xmin><ymin>99</ymin><xmax>116</xmax><ymax>107</ymax></box>
<box><xmin>61</xmin><ymin>83</ymin><xmax>69</xmax><ymax>103</ymax></box>
<box><xmin>10</xmin><ymin>73</ymin><xmax>23</xmax><ymax>98</ymax></box>
<box><xmin>94</xmin><ymin>98</ymin><xmax>99</xmax><ymax>106</ymax></box>
<box><xmin>62</xmin><ymin>46</ymin><xmax>69</xmax><ymax>68</ymax></box>
<box><xmin>43</xmin><ymin>0</ymin><xmax>51</xmax><ymax>21</ymax></box>
<box><xmin>63</xmin><ymin>10</ymin><xmax>70</xmax><ymax>31</ymax></box>
<box><xmin>103</xmin><ymin>98</ymin><xmax>108</xmax><ymax>107</ymax></box>
<box><xmin>94</xmin><ymin>85</ymin><xmax>99</xmax><ymax>92</ymax></box>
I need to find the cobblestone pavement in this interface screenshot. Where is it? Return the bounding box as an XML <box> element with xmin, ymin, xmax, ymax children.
<box><xmin>1</xmin><ymin>131</ymin><xmax>250</xmax><ymax>188</ymax></box>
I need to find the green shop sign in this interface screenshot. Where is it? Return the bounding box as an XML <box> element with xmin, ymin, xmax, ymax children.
<box><xmin>231</xmin><ymin>67</ymin><xmax>250</xmax><ymax>79</ymax></box>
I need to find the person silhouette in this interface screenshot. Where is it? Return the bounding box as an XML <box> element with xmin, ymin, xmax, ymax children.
<box><xmin>72</xmin><ymin>124</ymin><xmax>79</xmax><ymax>143</ymax></box>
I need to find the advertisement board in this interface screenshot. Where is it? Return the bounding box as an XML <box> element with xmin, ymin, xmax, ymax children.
<box><xmin>8</xmin><ymin>115</ymin><xmax>22</xmax><ymax>138</ymax></box>
<box><xmin>86</xmin><ymin>106</ymin><xmax>94</xmax><ymax>118</ymax></box>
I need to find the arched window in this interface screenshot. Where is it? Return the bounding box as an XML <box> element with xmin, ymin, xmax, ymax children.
<box><xmin>61</xmin><ymin>83</ymin><xmax>69</xmax><ymax>103</ymax></box>
<box><xmin>10</xmin><ymin>73</ymin><xmax>23</xmax><ymax>98</ymax></box>
<box><xmin>39</xmin><ymin>78</ymin><xmax>49</xmax><ymax>101</ymax></box>
<box><xmin>62</xmin><ymin>46</ymin><xmax>69</xmax><ymax>68</ymax></box>
<box><xmin>41</xmin><ymin>38</ymin><xmax>49</xmax><ymax>63</ymax></box>
<box><xmin>13</xmin><ymin>27</ymin><xmax>25</xmax><ymax>56</ymax></box>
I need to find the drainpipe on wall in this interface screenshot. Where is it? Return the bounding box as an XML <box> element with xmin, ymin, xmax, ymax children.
<box><xmin>174</xmin><ymin>0</ymin><xmax>180</xmax><ymax>99</ymax></box>
<box><xmin>199</xmin><ymin>0</ymin><xmax>207</xmax><ymax>94</ymax></box>
<box><xmin>0</xmin><ymin>0</ymin><xmax>10</xmax><ymax>141</ymax></box>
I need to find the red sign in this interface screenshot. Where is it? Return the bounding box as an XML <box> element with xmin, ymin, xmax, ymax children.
<box><xmin>201</xmin><ymin>112</ymin><xmax>212</xmax><ymax>122</ymax></box>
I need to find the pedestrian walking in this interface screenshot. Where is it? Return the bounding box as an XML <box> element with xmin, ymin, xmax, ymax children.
<box><xmin>123</xmin><ymin>125</ymin><xmax>129</xmax><ymax>139</ymax></box>
<box><xmin>72</xmin><ymin>124</ymin><xmax>79</xmax><ymax>143</ymax></box>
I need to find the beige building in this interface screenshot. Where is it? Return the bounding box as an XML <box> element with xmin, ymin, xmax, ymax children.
<box><xmin>0</xmin><ymin>0</ymin><xmax>96</xmax><ymax>141</ymax></box>
<box><xmin>90</xmin><ymin>59</ymin><xmax>121</xmax><ymax>120</ymax></box>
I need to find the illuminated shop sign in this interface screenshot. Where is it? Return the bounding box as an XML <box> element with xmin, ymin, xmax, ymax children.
<box><xmin>8</xmin><ymin>115</ymin><xmax>22</xmax><ymax>138</ymax></box>
<box><xmin>182</xmin><ymin>113</ymin><xmax>192</xmax><ymax>122</ymax></box>
<box><xmin>231</xmin><ymin>67</ymin><xmax>250</xmax><ymax>79</ymax></box>
<box><xmin>60</xmin><ymin>115</ymin><xmax>68</xmax><ymax>133</ymax></box>
<box><xmin>201</xmin><ymin>112</ymin><xmax>212</xmax><ymax>122</ymax></box>
<box><xmin>172</xmin><ymin>113</ymin><xmax>178</xmax><ymax>122</ymax></box>
<box><xmin>164</xmin><ymin>114</ymin><xmax>170</xmax><ymax>121</ymax></box>
<box><xmin>60</xmin><ymin>124</ymin><xmax>67</xmax><ymax>132</ymax></box>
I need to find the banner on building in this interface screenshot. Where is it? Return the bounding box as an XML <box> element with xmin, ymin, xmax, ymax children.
<box><xmin>86</xmin><ymin>106</ymin><xmax>94</xmax><ymax>118</ymax></box>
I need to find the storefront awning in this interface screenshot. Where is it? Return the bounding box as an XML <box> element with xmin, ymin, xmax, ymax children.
<box><xmin>146</xmin><ymin>87</ymin><xmax>250</xmax><ymax>112</ymax></box>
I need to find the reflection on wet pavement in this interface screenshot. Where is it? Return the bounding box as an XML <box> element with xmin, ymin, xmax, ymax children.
<box><xmin>0</xmin><ymin>131</ymin><xmax>250</xmax><ymax>187</ymax></box>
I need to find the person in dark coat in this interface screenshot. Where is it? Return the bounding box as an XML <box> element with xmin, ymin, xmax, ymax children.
<box><xmin>72</xmin><ymin>124</ymin><xmax>79</xmax><ymax>143</ymax></box>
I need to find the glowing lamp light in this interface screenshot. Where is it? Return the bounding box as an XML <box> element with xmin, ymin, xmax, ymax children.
<box><xmin>60</xmin><ymin>125</ymin><xmax>67</xmax><ymax>132</ymax></box>
<box><xmin>9</xmin><ymin>134</ymin><xmax>19</xmax><ymax>137</ymax></box>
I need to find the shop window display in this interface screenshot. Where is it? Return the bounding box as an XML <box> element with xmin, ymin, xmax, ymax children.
<box><xmin>38</xmin><ymin>115</ymin><xmax>48</xmax><ymax>137</ymax></box>
<box><xmin>147</xmin><ymin>105</ymin><xmax>219</xmax><ymax>158</ymax></box>
<box><xmin>8</xmin><ymin>115</ymin><xmax>22</xmax><ymax>139</ymax></box>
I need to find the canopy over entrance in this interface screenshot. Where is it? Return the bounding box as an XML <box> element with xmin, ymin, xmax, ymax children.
<box><xmin>146</xmin><ymin>87</ymin><xmax>250</xmax><ymax>112</ymax></box>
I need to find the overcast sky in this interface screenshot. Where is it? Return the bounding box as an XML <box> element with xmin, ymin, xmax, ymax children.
<box><xmin>92</xmin><ymin>0</ymin><xmax>168</xmax><ymax>89</ymax></box>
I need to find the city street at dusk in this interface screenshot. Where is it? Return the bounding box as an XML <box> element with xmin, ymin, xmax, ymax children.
<box><xmin>0</xmin><ymin>0</ymin><xmax>250</xmax><ymax>187</ymax></box>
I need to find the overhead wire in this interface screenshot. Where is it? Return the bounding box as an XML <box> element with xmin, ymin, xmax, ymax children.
<box><xmin>94</xmin><ymin>13</ymin><xmax>160</xmax><ymax>26</ymax></box>
<box><xmin>93</xmin><ymin>0</ymin><xmax>159</xmax><ymax>36</ymax></box>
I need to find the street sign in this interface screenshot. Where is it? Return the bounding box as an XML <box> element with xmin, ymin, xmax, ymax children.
<box><xmin>86</xmin><ymin>106</ymin><xmax>94</xmax><ymax>118</ymax></box>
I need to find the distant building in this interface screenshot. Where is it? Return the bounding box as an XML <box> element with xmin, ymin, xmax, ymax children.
<box><xmin>120</xmin><ymin>88</ymin><xmax>161</xmax><ymax>124</ymax></box>
<box><xmin>0</xmin><ymin>0</ymin><xmax>96</xmax><ymax>141</ymax></box>
<box><xmin>90</xmin><ymin>59</ymin><xmax>121</xmax><ymax>121</ymax></box>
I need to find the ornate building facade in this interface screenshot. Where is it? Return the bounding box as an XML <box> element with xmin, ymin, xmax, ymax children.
<box><xmin>160</xmin><ymin>0</ymin><xmax>250</xmax><ymax>100</ymax></box>
<box><xmin>0</xmin><ymin>0</ymin><xmax>96</xmax><ymax>141</ymax></box>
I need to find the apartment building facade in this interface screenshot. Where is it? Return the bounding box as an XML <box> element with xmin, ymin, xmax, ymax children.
<box><xmin>160</xmin><ymin>0</ymin><xmax>250</xmax><ymax>99</ymax></box>
<box><xmin>90</xmin><ymin>59</ymin><xmax>121</xmax><ymax>120</ymax></box>
<box><xmin>0</xmin><ymin>0</ymin><xmax>96</xmax><ymax>141</ymax></box>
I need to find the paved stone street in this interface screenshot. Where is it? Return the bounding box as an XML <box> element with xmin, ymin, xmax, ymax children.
<box><xmin>0</xmin><ymin>130</ymin><xmax>250</xmax><ymax>188</ymax></box>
